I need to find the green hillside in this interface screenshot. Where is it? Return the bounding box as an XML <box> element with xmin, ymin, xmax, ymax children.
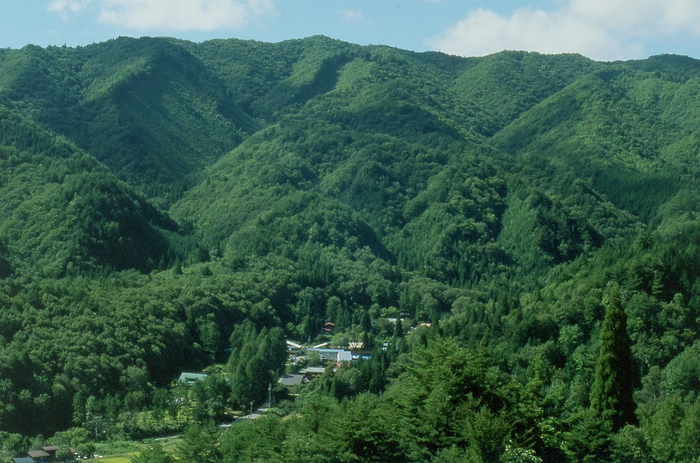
<box><xmin>0</xmin><ymin>104</ymin><xmax>176</xmax><ymax>277</ymax></box>
<box><xmin>0</xmin><ymin>38</ymin><xmax>258</xmax><ymax>200</ymax></box>
<box><xmin>493</xmin><ymin>64</ymin><xmax>692</xmax><ymax>221</ymax></box>
<box><xmin>1</xmin><ymin>36</ymin><xmax>700</xmax><ymax>463</ymax></box>
<box><xmin>452</xmin><ymin>51</ymin><xmax>601</xmax><ymax>133</ymax></box>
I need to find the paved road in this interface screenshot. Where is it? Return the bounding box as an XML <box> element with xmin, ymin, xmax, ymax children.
<box><xmin>229</xmin><ymin>407</ymin><xmax>268</xmax><ymax>424</ymax></box>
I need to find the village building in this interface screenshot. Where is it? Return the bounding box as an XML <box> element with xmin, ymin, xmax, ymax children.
<box><xmin>178</xmin><ymin>372</ymin><xmax>207</xmax><ymax>386</ymax></box>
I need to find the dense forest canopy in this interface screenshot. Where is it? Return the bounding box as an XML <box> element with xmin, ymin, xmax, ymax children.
<box><xmin>1</xmin><ymin>35</ymin><xmax>700</xmax><ymax>462</ymax></box>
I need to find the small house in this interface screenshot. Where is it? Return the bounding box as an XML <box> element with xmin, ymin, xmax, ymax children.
<box><xmin>299</xmin><ymin>366</ymin><xmax>326</xmax><ymax>376</ymax></box>
<box><xmin>42</xmin><ymin>446</ymin><xmax>59</xmax><ymax>459</ymax></box>
<box><xmin>278</xmin><ymin>373</ymin><xmax>305</xmax><ymax>387</ymax></box>
<box><xmin>286</xmin><ymin>340</ymin><xmax>303</xmax><ymax>355</ymax></box>
<box><xmin>27</xmin><ymin>450</ymin><xmax>50</xmax><ymax>462</ymax></box>
<box><xmin>307</xmin><ymin>347</ymin><xmax>351</xmax><ymax>362</ymax></box>
<box><xmin>178</xmin><ymin>372</ymin><xmax>207</xmax><ymax>386</ymax></box>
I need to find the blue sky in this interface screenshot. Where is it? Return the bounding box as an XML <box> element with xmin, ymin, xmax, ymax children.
<box><xmin>1</xmin><ymin>1</ymin><xmax>699</xmax><ymax>61</ymax></box>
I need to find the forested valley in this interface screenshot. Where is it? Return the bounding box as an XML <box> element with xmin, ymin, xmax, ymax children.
<box><xmin>1</xmin><ymin>36</ymin><xmax>700</xmax><ymax>462</ymax></box>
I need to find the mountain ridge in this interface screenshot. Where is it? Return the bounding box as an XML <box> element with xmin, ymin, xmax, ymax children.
<box><xmin>0</xmin><ymin>36</ymin><xmax>699</xmax><ymax>462</ymax></box>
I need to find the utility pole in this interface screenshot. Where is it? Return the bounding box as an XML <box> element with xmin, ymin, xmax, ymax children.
<box><xmin>268</xmin><ymin>382</ymin><xmax>272</xmax><ymax>408</ymax></box>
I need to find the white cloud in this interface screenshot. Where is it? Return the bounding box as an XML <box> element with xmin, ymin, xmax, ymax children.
<box><xmin>48</xmin><ymin>0</ymin><xmax>93</xmax><ymax>18</ymax></box>
<box><xmin>569</xmin><ymin>0</ymin><xmax>700</xmax><ymax>36</ymax></box>
<box><xmin>47</xmin><ymin>0</ymin><xmax>275</xmax><ymax>31</ymax></box>
<box><xmin>428</xmin><ymin>0</ymin><xmax>700</xmax><ymax>61</ymax></box>
<box><xmin>340</xmin><ymin>9</ymin><xmax>363</xmax><ymax>24</ymax></box>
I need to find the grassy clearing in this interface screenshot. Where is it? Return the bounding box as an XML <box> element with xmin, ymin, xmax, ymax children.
<box><xmin>82</xmin><ymin>437</ymin><xmax>183</xmax><ymax>463</ymax></box>
<box><xmin>157</xmin><ymin>438</ymin><xmax>182</xmax><ymax>454</ymax></box>
<box><xmin>84</xmin><ymin>452</ymin><xmax>138</xmax><ymax>463</ymax></box>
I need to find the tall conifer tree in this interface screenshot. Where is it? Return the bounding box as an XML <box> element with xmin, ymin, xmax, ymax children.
<box><xmin>590</xmin><ymin>286</ymin><xmax>637</xmax><ymax>430</ymax></box>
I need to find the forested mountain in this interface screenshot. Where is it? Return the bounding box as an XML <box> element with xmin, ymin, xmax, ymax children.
<box><xmin>1</xmin><ymin>36</ymin><xmax>700</xmax><ymax>462</ymax></box>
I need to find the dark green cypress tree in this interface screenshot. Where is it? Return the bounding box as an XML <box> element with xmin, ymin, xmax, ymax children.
<box><xmin>590</xmin><ymin>286</ymin><xmax>638</xmax><ymax>430</ymax></box>
<box><xmin>393</xmin><ymin>318</ymin><xmax>404</xmax><ymax>339</ymax></box>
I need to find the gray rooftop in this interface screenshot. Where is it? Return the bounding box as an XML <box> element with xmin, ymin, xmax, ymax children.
<box><xmin>299</xmin><ymin>367</ymin><xmax>327</xmax><ymax>374</ymax></box>
<box><xmin>278</xmin><ymin>374</ymin><xmax>304</xmax><ymax>386</ymax></box>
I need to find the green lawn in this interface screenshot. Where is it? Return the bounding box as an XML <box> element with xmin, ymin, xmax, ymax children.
<box><xmin>84</xmin><ymin>452</ymin><xmax>138</xmax><ymax>463</ymax></box>
<box><xmin>83</xmin><ymin>437</ymin><xmax>183</xmax><ymax>463</ymax></box>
